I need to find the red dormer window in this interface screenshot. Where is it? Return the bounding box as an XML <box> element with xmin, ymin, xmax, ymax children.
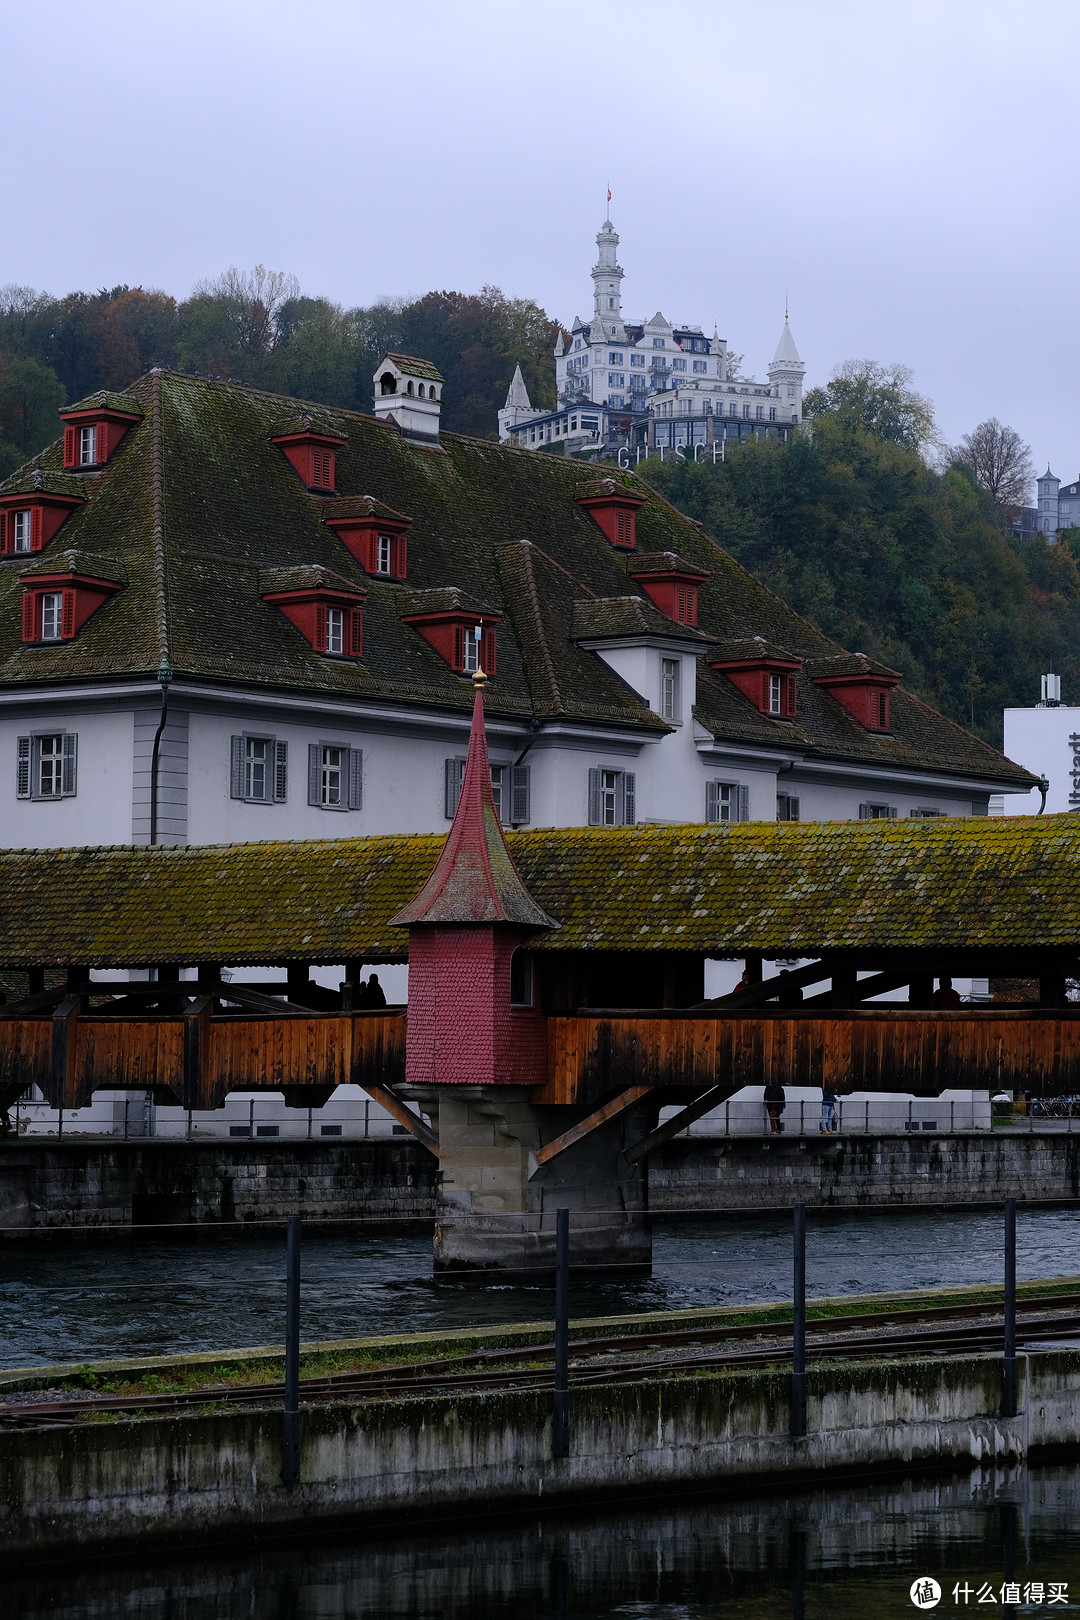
<box><xmin>324</xmin><ymin>499</ymin><xmax>411</xmax><ymax>581</ymax></box>
<box><xmin>813</xmin><ymin>673</ymin><xmax>898</xmax><ymax>733</ymax></box>
<box><xmin>263</xmin><ymin>584</ymin><xmax>366</xmax><ymax>658</ymax></box>
<box><xmin>576</xmin><ymin>484</ymin><xmax>647</xmax><ymax>551</ymax></box>
<box><xmin>401</xmin><ymin>609</ymin><xmax>499</xmax><ymax>675</ymax></box>
<box><xmin>630</xmin><ymin>558</ymin><xmax>708</xmax><ymax>626</ymax></box>
<box><xmin>0</xmin><ymin>490</ymin><xmax>85</xmax><ymax>557</ymax></box>
<box><xmin>60</xmin><ymin>407</ymin><xmax>139</xmax><ymax>470</ymax></box>
<box><xmin>20</xmin><ymin>570</ymin><xmax>123</xmax><ymax>644</ymax></box>
<box><xmin>271</xmin><ymin>428</ymin><xmax>348</xmax><ymax>492</ymax></box>
<box><xmin>712</xmin><ymin>651</ymin><xmax>801</xmax><ymax>719</ymax></box>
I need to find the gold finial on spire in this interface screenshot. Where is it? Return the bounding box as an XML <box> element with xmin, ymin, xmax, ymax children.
<box><xmin>472</xmin><ymin>666</ymin><xmax>488</xmax><ymax>688</ymax></box>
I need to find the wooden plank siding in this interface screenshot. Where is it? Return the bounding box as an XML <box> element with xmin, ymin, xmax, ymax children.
<box><xmin>0</xmin><ymin>1011</ymin><xmax>406</xmax><ymax>1109</ymax></box>
<box><xmin>538</xmin><ymin>1010</ymin><xmax>1080</xmax><ymax>1107</ymax></box>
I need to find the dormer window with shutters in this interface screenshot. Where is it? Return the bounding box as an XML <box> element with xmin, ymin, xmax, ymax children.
<box><xmin>400</xmin><ymin>590</ymin><xmax>500</xmax><ymax>676</ymax></box>
<box><xmin>270</xmin><ymin>415</ymin><xmax>348</xmax><ymax>493</ymax></box>
<box><xmin>323</xmin><ymin>495</ymin><xmax>411</xmax><ymax>581</ymax></box>
<box><xmin>810</xmin><ymin>654</ymin><xmax>901</xmax><ymax>734</ymax></box>
<box><xmin>19</xmin><ymin>555</ymin><xmax>125</xmax><ymax>645</ymax></box>
<box><xmin>576</xmin><ymin>478</ymin><xmax>647</xmax><ymax>551</ymax></box>
<box><xmin>0</xmin><ymin>477</ymin><xmax>85</xmax><ymax>559</ymax></box>
<box><xmin>711</xmin><ymin>639</ymin><xmax>801</xmax><ymax>720</ymax></box>
<box><xmin>59</xmin><ymin>393</ymin><xmax>142</xmax><ymax>470</ymax></box>
<box><xmin>260</xmin><ymin>567</ymin><xmax>366</xmax><ymax>659</ymax></box>
<box><xmin>629</xmin><ymin>552</ymin><xmax>708</xmax><ymax>626</ymax></box>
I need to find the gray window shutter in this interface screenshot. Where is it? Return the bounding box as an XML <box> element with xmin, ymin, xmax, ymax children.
<box><xmin>348</xmin><ymin>748</ymin><xmax>363</xmax><ymax>810</ymax></box>
<box><xmin>230</xmin><ymin>736</ymin><xmax>244</xmax><ymax>800</ymax></box>
<box><xmin>61</xmin><ymin>733</ymin><xmax>77</xmax><ymax>797</ymax></box>
<box><xmin>858</xmin><ymin>803</ymin><xmax>869</xmax><ymax>820</ymax></box>
<box><xmin>788</xmin><ymin>795</ymin><xmax>800</xmax><ymax>822</ymax></box>
<box><xmin>510</xmin><ymin>764</ymin><xmax>530</xmax><ymax>826</ymax></box>
<box><xmin>588</xmin><ymin>767</ymin><xmax>602</xmax><ymax>826</ymax></box>
<box><xmin>622</xmin><ymin>772</ymin><xmax>636</xmax><ymax>825</ymax></box>
<box><xmin>887</xmin><ymin>805</ymin><xmax>898</xmax><ymax>819</ymax></box>
<box><xmin>705</xmin><ymin>780</ymin><xmax>718</xmax><ymax>824</ymax></box>
<box><xmin>445</xmin><ymin>757</ymin><xmax>465</xmax><ymax>820</ymax></box>
<box><xmin>737</xmin><ymin>784</ymin><xmax>750</xmax><ymax>822</ymax></box>
<box><xmin>273</xmin><ymin>740</ymin><xmax>288</xmax><ymax>803</ymax></box>
<box><xmin>16</xmin><ymin>737</ymin><xmax>30</xmax><ymax>800</ymax></box>
<box><xmin>308</xmin><ymin>744</ymin><xmax>322</xmax><ymax>807</ymax></box>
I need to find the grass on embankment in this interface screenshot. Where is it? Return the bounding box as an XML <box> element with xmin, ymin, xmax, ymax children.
<box><xmin>1</xmin><ymin>1274</ymin><xmax>1077</xmax><ymax>1402</ymax></box>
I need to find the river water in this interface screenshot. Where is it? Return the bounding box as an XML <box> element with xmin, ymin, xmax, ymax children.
<box><xmin>8</xmin><ymin>1461</ymin><xmax>1080</xmax><ymax>1617</ymax></box>
<box><xmin>3</xmin><ymin>1206</ymin><xmax>1080</xmax><ymax>1368</ymax></box>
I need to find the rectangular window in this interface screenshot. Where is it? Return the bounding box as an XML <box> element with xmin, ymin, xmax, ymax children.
<box><xmin>588</xmin><ymin>767</ymin><xmax>635</xmax><ymax>827</ymax></box>
<box><xmin>490</xmin><ymin>762</ymin><xmax>531</xmax><ymax>826</ymax></box>
<box><xmin>447</xmin><ymin>758</ymin><xmax>530</xmax><ymax>824</ymax></box>
<box><xmin>79</xmin><ymin>425</ymin><xmax>98</xmax><ymax>466</ymax></box>
<box><xmin>462</xmin><ymin>627</ymin><xmax>480</xmax><ymax>672</ymax></box>
<box><xmin>652</xmin><ymin>338</ymin><xmax>665</xmax><ymax>348</ymax></box>
<box><xmin>630</xmin><ymin>354</ymin><xmax>645</xmax><ymax>367</ymax></box>
<box><xmin>706</xmin><ymin>781</ymin><xmax>749</xmax><ymax>823</ymax></box>
<box><xmin>768</xmin><ymin>674</ymin><xmax>782</xmax><ymax>715</ymax></box>
<box><xmin>859</xmin><ymin>802</ymin><xmax>898</xmax><ymax>820</ymax></box>
<box><xmin>13</xmin><ymin>511</ymin><xmax>32</xmax><ymax>552</ymax></box>
<box><xmin>509</xmin><ymin>950</ymin><xmax>534</xmax><ymax>1006</ymax></box>
<box><xmin>693</xmin><ymin>360</ymin><xmax>707</xmax><ymax>373</ymax></box>
<box><xmin>17</xmin><ymin>732</ymin><xmax>77</xmax><ymax>801</ymax></box>
<box><xmin>41</xmin><ymin>592</ymin><xmax>64</xmax><ymax>641</ymax></box>
<box><xmin>660</xmin><ymin>657</ymin><xmax>680</xmax><ymax>721</ymax></box>
<box><xmin>756</xmin><ymin>405</ymin><xmax>764</xmax><ymax>419</ymax></box>
<box><xmin>325</xmin><ymin>606</ymin><xmax>344</xmax><ymax>655</ymax></box>
<box><xmin>769</xmin><ymin>407</ymin><xmax>776</xmax><ymax>421</ymax></box>
<box><xmin>672</xmin><ymin>358</ymin><xmax>686</xmax><ymax>371</ymax></box>
<box><xmin>376</xmin><ymin>535</ymin><xmax>393</xmax><ymax>573</ymax></box>
<box><xmin>777</xmin><ymin>793</ymin><xmax>800</xmax><ymax>822</ymax></box>
<box><xmin>608</xmin><ymin>352</ymin><xmax>624</xmax><ymax>364</ymax></box>
<box><xmin>230</xmin><ymin>735</ymin><xmax>288</xmax><ymax>803</ymax></box>
<box><xmin>309</xmin><ymin>743</ymin><xmax>362</xmax><ymax>810</ymax></box>
<box><xmin>910</xmin><ymin>807</ymin><xmax>945</xmax><ymax>818</ymax></box>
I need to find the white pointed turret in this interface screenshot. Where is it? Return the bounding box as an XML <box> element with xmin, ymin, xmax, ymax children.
<box><xmin>767</xmin><ymin>315</ymin><xmax>806</xmax><ymax>423</ymax></box>
<box><xmin>1037</xmin><ymin>465</ymin><xmax>1061</xmax><ymax>538</ymax></box>
<box><xmin>497</xmin><ymin>362</ymin><xmax>545</xmax><ymax>443</ymax></box>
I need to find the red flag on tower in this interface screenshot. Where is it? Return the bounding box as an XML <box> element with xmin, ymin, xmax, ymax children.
<box><xmin>607</xmin><ymin>187</ymin><xmax>612</xmax><ymax>203</ymax></box>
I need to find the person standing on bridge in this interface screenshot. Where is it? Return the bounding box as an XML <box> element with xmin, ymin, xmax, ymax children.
<box><xmin>763</xmin><ymin>1081</ymin><xmax>786</xmax><ymax>1134</ymax></box>
<box><xmin>820</xmin><ymin>1088</ymin><xmax>838</xmax><ymax>1134</ymax></box>
<box><xmin>932</xmin><ymin>977</ymin><xmax>961</xmax><ymax>1009</ymax></box>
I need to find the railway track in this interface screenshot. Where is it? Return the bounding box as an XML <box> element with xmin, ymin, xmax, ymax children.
<box><xmin>3</xmin><ymin>1293</ymin><xmax>1079</xmax><ymax>1428</ymax></box>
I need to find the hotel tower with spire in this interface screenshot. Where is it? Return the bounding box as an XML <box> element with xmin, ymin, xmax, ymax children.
<box><xmin>499</xmin><ymin>211</ymin><xmax>806</xmax><ymax>459</ymax></box>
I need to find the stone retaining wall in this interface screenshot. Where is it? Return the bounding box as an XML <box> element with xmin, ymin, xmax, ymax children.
<box><xmin>0</xmin><ymin>1139</ymin><xmax>435</xmax><ymax>1236</ymax></box>
<box><xmin>2</xmin><ymin>1347</ymin><xmax>1078</xmax><ymax>1561</ymax></box>
<box><xmin>650</xmin><ymin>1131</ymin><xmax>1080</xmax><ymax>1211</ymax></box>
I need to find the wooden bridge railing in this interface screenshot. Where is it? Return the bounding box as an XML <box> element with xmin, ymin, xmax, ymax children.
<box><xmin>538</xmin><ymin>1008</ymin><xmax>1080</xmax><ymax>1107</ymax></box>
<box><xmin>0</xmin><ymin>1010</ymin><xmax>407</xmax><ymax>1111</ymax></box>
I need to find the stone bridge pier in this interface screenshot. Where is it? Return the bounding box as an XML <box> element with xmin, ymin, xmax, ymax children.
<box><xmin>414</xmin><ymin>1087</ymin><xmax>650</xmax><ymax>1280</ymax></box>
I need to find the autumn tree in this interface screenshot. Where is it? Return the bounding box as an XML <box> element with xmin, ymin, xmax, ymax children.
<box><xmin>949</xmin><ymin>418</ymin><xmax>1034</xmax><ymax>511</ymax></box>
<box><xmin>803</xmin><ymin>359</ymin><xmax>936</xmax><ymax>453</ymax></box>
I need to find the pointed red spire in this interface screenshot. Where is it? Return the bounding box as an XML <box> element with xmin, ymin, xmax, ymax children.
<box><xmin>391</xmin><ymin>673</ymin><xmax>555</xmax><ymax>929</ymax></box>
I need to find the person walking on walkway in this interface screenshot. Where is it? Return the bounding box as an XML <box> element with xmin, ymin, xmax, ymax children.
<box><xmin>820</xmin><ymin>1088</ymin><xmax>838</xmax><ymax>1133</ymax></box>
<box><xmin>763</xmin><ymin>1081</ymin><xmax>786</xmax><ymax>1135</ymax></box>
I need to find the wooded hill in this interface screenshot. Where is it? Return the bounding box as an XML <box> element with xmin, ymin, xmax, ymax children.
<box><xmin>642</xmin><ymin>420</ymin><xmax>1080</xmax><ymax>747</ymax></box>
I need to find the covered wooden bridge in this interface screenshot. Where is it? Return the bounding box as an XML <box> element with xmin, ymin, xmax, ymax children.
<box><xmin>2</xmin><ymin>814</ymin><xmax>1080</xmax><ymax>1124</ymax></box>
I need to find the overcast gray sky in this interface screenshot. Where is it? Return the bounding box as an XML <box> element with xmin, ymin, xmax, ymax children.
<box><xmin>5</xmin><ymin>0</ymin><xmax>1077</xmax><ymax>483</ymax></box>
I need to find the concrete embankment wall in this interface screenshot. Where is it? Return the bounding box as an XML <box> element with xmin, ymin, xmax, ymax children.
<box><xmin>3</xmin><ymin>1350</ymin><xmax>1079</xmax><ymax>1562</ymax></box>
<box><xmin>0</xmin><ymin>1139</ymin><xmax>435</xmax><ymax>1235</ymax></box>
<box><xmin>650</xmin><ymin>1131</ymin><xmax>1080</xmax><ymax>1211</ymax></box>
<box><xmin>2</xmin><ymin>1131</ymin><xmax>1079</xmax><ymax>1236</ymax></box>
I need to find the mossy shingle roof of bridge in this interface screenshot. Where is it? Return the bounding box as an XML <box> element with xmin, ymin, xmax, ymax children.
<box><xmin>0</xmin><ymin>369</ymin><xmax>1032</xmax><ymax>787</ymax></box>
<box><xmin>0</xmin><ymin>815</ymin><xmax>1076</xmax><ymax>968</ymax></box>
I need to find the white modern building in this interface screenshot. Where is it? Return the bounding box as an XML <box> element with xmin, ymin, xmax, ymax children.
<box><xmin>1002</xmin><ymin>673</ymin><xmax>1076</xmax><ymax>814</ymax></box>
<box><xmin>499</xmin><ymin>213</ymin><xmax>806</xmax><ymax>459</ymax></box>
